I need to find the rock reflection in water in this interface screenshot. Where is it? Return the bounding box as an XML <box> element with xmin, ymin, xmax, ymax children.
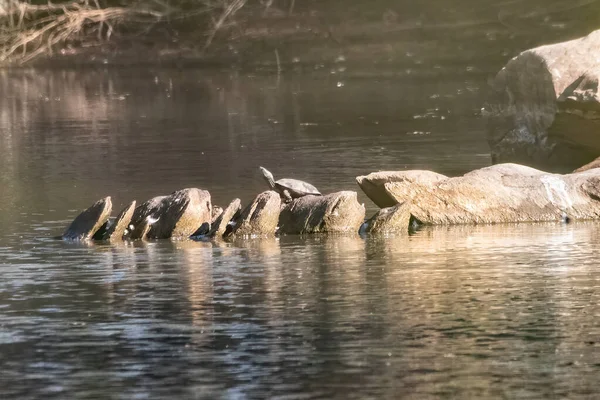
<box><xmin>1</xmin><ymin>222</ymin><xmax>600</xmax><ymax>397</ymax></box>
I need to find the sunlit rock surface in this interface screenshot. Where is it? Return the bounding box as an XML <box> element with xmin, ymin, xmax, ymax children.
<box><xmin>128</xmin><ymin>188</ymin><xmax>211</xmax><ymax>240</ymax></box>
<box><xmin>356</xmin><ymin>170</ymin><xmax>447</xmax><ymax>208</ymax></box>
<box><xmin>230</xmin><ymin>191</ymin><xmax>281</xmax><ymax>237</ymax></box>
<box><xmin>210</xmin><ymin>198</ymin><xmax>241</xmax><ymax>237</ymax></box>
<box><xmin>488</xmin><ymin>29</ymin><xmax>600</xmax><ymax>172</ymax></box>
<box><xmin>361</xmin><ymin>202</ymin><xmax>412</xmax><ymax>234</ymax></box>
<box><xmin>62</xmin><ymin>197</ymin><xmax>112</xmax><ymax>241</ymax></box>
<box><xmin>369</xmin><ymin>163</ymin><xmax>600</xmax><ymax>224</ymax></box>
<box><xmin>211</xmin><ymin>205</ymin><xmax>224</xmax><ymax>224</ymax></box>
<box><xmin>574</xmin><ymin>156</ymin><xmax>600</xmax><ymax>173</ymax></box>
<box><xmin>278</xmin><ymin>191</ymin><xmax>365</xmax><ymax>234</ymax></box>
<box><xmin>104</xmin><ymin>201</ymin><xmax>137</xmax><ymax>241</ymax></box>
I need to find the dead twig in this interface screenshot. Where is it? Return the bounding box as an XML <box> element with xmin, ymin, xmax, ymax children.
<box><xmin>202</xmin><ymin>0</ymin><xmax>246</xmax><ymax>52</ymax></box>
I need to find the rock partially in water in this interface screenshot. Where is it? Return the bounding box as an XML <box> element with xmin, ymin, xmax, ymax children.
<box><xmin>361</xmin><ymin>202</ymin><xmax>412</xmax><ymax>234</ymax></box>
<box><xmin>210</xmin><ymin>198</ymin><xmax>241</xmax><ymax>238</ymax></box>
<box><xmin>62</xmin><ymin>197</ymin><xmax>112</xmax><ymax>241</ymax></box>
<box><xmin>380</xmin><ymin>163</ymin><xmax>600</xmax><ymax>224</ymax></box>
<box><xmin>574</xmin><ymin>157</ymin><xmax>600</xmax><ymax>173</ymax></box>
<box><xmin>229</xmin><ymin>191</ymin><xmax>281</xmax><ymax>237</ymax></box>
<box><xmin>356</xmin><ymin>170</ymin><xmax>447</xmax><ymax>208</ymax></box>
<box><xmin>128</xmin><ymin>188</ymin><xmax>212</xmax><ymax>240</ymax></box>
<box><xmin>211</xmin><ymin>205</ymin><xmax>224</xmax><ymax>223</ymax></box>
<box><xmin>488</xmin><ymin>29</ymin><xmax>600</xmax><ymax>171</ymax></box>
<box><xmin>127</xmin><ymin>196</ymin><xmax>167</xmax><ymax>240</ymax></box>
<box><xmin>278</xmin><ymin>191</ymin><xmax>365</xmax><ymax>234</ymax></box>
<box><xmin>105</xmin><ymin>201</ymin><xmax>137</xmax><ymax>241</ymax></box>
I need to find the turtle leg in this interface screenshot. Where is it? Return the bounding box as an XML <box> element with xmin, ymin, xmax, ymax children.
<box><xmin>282</xmin><ymin>190</ymin><xmax>293</xmax><ymax>203</ymax></box>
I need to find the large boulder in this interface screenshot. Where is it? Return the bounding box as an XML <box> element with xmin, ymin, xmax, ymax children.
<box><xmin>128</xmin><ymin>188</ymin><xmax>211</xmax><ymax>240</ymax></box>
<box><xmin>229</xmin><ymin>191</ymin><xmax>281</xmax><ymax>237</ymax></box>
<box><xmin>356</xmin><ymin>170</ymin><xmax>447</xmax><ymax>208</ymax></box>
<box><xmin>63</xmin><ymin>197</ymin><xmax>112</xmax><ymax>241</ymax></box>
<box><xmin>375</xmin><ymin>163</ymin><xmax>600</xmax><ymax>224</ymax></box>
<box><xmin>278</xmin><ymin>191</ymin><xmax>365</xmax><ymax>234</ymax></box>
<box><xmin>488</xmin><ymin>30</ymin><xmax>600</xmax><ymax>172</ymax></box>
<box><xmin>360</xmin><ymin>202</ymin><xmax>412</xmax><ymax>234</ymax></box>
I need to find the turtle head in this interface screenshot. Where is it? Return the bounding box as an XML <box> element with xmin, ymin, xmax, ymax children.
<box><xmin>259</xmin><ymin>166</ymin><xmax>276</xmax><ymax>189</ymax></box>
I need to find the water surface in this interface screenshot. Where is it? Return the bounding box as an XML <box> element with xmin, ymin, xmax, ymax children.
<box><xmin>2</xmin><ymin>6</ymin><xmax>600</xmax><ymax>397</ymax></box>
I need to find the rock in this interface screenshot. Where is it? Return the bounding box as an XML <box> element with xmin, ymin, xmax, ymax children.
<box><xmin>356</xmin><ymin>170</ymin><xmax>447</xmax><ymax>208</ymax></box>
<box><xmin>361</xmin><ymin>202</ymin><xmax>412</xmax><ymax>234</ymax></box>
<box><xmin>127</xmin><ymin>195</ymin><xmax>167</xmax><ymax>239</ymax></box>
<box><xmin>91</xmin><ymin>220</ymin><xmax>110</xmax><ymax>241</ymax></box>
<box><xmin>278</xmin><ymin>191</ymin><xmax>365</xmax><ymax>234</ymax></box>
<box><xmin>574</xmin><ymin>156</ymin><xmax>600</xmax><ymax>173</ymax></box>
<box><xmin>128</xmin><ymin>188</ymin><xmax>211</xmax><ymax>240</ymax></box>
<box><xmin>488</xmin><ymin>30</ymin><xmax>600</xmax><ymax>172</ymax></box>
<box><xmin>192</xmin><ymin>222</ymin><xmax>211</xmax><ymax>237</ymax></box>
<box><xmin>211</xmin><ymin>205</ymin><xmax>224</xmax><ymax>223</ymax></box>
<box><xmin>105</xmin><ymin>201</ymin><xmax>137</xmax><ymax>241</ymax></box>
<box><xmin>62</xmin><ymin>197</ymin><xmax>112</xmax><ymax>241</ymax></box>
<box><xmin>229</xmin><ymin>191</ymin><xmax>281</xmax><ymax>237</ymax></box>
<box><xmin>210</xmin><ymin>198</ymin><xmax>241</xmax><ymax>237</ymax></box>
<box><xmin>380</xmin><ymin>163</ymin><xmax>600</xmax><ymax>224</ymax></box>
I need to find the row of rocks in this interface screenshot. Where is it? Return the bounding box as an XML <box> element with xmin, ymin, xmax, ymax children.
<box><xmin>63</xmin><ymin>162</ymin><xmax>600</xmax><ymax>242</ymax></box>
<box><xmin>62</xmin><ymin>189</ymin><xmax>367</xmax><ymax>241</ymax></box>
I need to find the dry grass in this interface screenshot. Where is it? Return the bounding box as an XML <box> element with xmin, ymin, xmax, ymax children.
<box><xmin>0</xmin><ymin>0</ymin><xmax>170</xmax><ymax>63</ymax></box>
<box><xmin>0</xmin><ymin>0</ymin><xmax>301</xmax><ymax>64</ymax></box>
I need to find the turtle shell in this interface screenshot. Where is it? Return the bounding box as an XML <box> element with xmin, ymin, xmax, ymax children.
<box><xmin>275</xmin><ymin>178</ymin><xmax>321</xmax><ymax>197</ymax></box>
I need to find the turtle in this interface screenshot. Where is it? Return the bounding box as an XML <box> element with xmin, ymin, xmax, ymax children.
<box><xmin>259</xmin><ymin>166</ymin><xmax>322</xmax><ymax>203</ymax></box>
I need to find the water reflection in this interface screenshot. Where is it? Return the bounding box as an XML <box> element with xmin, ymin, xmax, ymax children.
<box><xmin>0</xmin><ymin>67</ymin><xmax>492</xmax><ymax>232</ymax></box>
<box><xmin>2</xmin><ymin>223</ymin><xmax>600</xmax><ymax>397</ymax></box>
<box><xmin>2</xmin><ymin>5</ymin><xmax>600</xmax><ymax>395</ymax></box>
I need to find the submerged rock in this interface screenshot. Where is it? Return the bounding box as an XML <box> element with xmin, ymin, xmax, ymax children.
<box><xmin>63</xmin><ymin>197</ymin><xmax>112</xmax><ymax>241</ymax></box>
<box><xmin>229</xmin><ymin>191</ymin><xmax>281</xmax><ymax>237</ymax></box>
<box><xmin>361</xmin><ymin>202</ymin><xmax>412</xmax><ymax>234</ymax></box>
<box><xmin>278</xmin><ymin>191</ymin><xmax>365</xmax><ymax>234</ymax></box>
<box><xmin>128</xmin><ymin>188</ymin><xmax>211</xmax><ymax>240</ymax></box>
<box><xmin>488</xmin><ymin>29</ymin><xmax>600</xmax><ymax>171</ymax></box>
<box><xmin>210</xmin><ymin>198</ymin><xmax>241</xmax><ymax>237</ymax></box>
<box><xmin>375</xmin><ymin>163</ymin><xmax>600</xmax><ymax>224</ymax></box>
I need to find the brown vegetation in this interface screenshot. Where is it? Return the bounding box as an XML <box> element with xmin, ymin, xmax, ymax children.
<box><xmin>0</xmin><ymin>0</ymin><xmax>279</xmax><ymax>64</ymax></box>
<box><xmin>0</xmin><ymin>0</ymin><xmax>167</xmax><ymax>63</ymax></box>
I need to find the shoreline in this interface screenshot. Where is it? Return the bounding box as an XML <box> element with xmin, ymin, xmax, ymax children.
<box><xmin>3</xmin><ymin>6</ymin><xmax>589</xmax><ymax>72</ymax></box>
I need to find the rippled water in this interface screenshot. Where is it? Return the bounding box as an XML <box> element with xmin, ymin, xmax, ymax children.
<box><xmin>2</xmin><ymin>223</ymin><xmax>600</xmax><ymax>398</ymax></box>
<box><xmin>3</xmin><ymin>5</ymin><xmax>600</xmax><ymax>397</ymax></box>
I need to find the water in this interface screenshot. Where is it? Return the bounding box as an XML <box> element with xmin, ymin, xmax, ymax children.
<box><xmin>2</xmin><ymin>4</ymin><xmax>600</xmax><ymax>397</ymax></box>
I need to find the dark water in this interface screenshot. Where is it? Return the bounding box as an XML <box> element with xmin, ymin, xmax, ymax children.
<box><xmin>3</xmin><ymin>4</ymin><xmax>600</xmax><ymax>398</ymax></box>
